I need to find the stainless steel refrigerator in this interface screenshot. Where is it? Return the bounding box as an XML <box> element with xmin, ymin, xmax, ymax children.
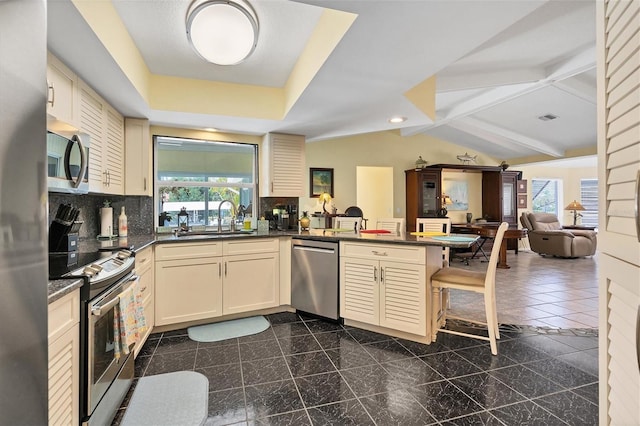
<box><xmin>0</xmin><ymin>1</ymin><xmax>49</xmax><ymax>424</ymax></box>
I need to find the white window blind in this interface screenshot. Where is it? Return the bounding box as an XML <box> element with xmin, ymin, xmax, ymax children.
<box><xmin>580</xmin><ymin>179</ymin><xmax>598</xmax><ymax>228</ymax></box>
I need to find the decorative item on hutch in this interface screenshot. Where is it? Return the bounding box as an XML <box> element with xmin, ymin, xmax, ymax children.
<box><xmin>414</xmin><ymin>156</ymin><xmax>427</xmax><ymax>170</ymax></box>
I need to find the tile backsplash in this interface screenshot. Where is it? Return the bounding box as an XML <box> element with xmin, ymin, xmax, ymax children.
<box><xmin>49</xmin><ymin>193</ymin><xmax>153</xmax><ymax>239</ymax></box>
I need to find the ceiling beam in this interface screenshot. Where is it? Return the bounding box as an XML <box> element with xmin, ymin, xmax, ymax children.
<box><xmin>448</xmin><ymin>116</ymin><xmax>565</xmax><ymax>157</ymax></box>
<box><xmin>401</xmin><ymin>45</ymin><xmax>596</xmax><ymax>138</ymax></box>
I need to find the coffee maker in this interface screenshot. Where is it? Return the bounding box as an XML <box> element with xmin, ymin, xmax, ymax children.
<box><xmin>270</xmin><ymin>204</ymin><xmax>298</xmax><ymax>230</ymax></box>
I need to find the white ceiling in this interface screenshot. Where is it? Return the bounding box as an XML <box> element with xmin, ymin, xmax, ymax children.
<box><xmin>47</xmin><ymin>0</ymin><xmax>597</xmax><ymax>162</ymax></box>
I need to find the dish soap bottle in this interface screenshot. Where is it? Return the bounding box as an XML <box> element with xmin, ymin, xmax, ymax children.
<box><xmin>118</xmin><ymin>206</ymin><xmax>128</xmax><ymax>237</ymax></box>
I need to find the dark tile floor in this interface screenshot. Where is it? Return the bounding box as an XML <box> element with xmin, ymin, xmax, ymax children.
<box><xmin>113</xmin><ymin>312</ymin><xmax>598</xmax><ymax>425</ymax></box>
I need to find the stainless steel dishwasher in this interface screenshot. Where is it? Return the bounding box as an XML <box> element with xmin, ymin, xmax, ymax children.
<box><xmin>291</xmin><ymin>238</ymin><xmax>339</xmax><ymax>320</ymax></box>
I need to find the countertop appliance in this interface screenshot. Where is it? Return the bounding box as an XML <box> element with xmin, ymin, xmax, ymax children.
<box><xmin>47</xmin><ymin>130</ymin><xmax>90</xmax><ymax>194</ymax></box>
<box><xmin>0</xmin><ymin>2</ymin><xmax>49</xmax><ymax>423</ymax></box>
<box><xmin>49</xmin><ymin>249</ymin><xmax>136</xmax><ymax>426</ymax></box>
<box><xmin>291</xmin><ymin>238</ymin><xmax>339</xmax><ymax>320</ymax></box>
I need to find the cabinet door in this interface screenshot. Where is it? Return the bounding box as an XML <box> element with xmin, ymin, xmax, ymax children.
<box><xmin>155</xmin><ymin>257</ymin><xmax>223</xmax><ymax>326</ymax></box>
<box><xmin>406</xmin><ymin>169</ymin><xmax>441</xmax><ymax>232</ymax></box>
<box><xmin>379</xmin><ymin>261</ymin><xmax>426</xmax><ymax>336</ymax></box>
<box><xmin>125</xmin><ymin>118</ymin><xmax>151</xmax><ymax>196</ymax></box>
<box><xmin>260</xmin><ymin>133</ymin><xmax>305</xmax><ymax>197</ymax></box>
<box><xmin>134</xmin><ymin>262</ymin><xmax>154</xmax><ymax>357</ymax></box>
<box><xmin>103</xmin><ymin>105</ymin><xmax>124</xmax><ymax>194</ymax></box>
<box><xmin>501</xmin><ymin>172</ymin><xmax>517</xmax><ymax>225</ymax></box>
<box><xmin>79</xmin><ymin>80</ymin><xmax>106</xmax><ymax>193</ymax></box>
<box><xmin>48</xmin><ymin>322</ymin><xmax>79</xmax><ymax>426</ymax></box>
<box><xmin>340</xmin><ymin>257</ymin><xmax>379</xmax><ymax>325</ymax></box>
<box><xmin>47</xmin><ymin>53</ymin><xmax>78</xmax><ymax>126</ymax></box>
<box><xmin>222</xmin><ymin>252</ymin><xmax>279</xmax><ymax>315</ymax></box>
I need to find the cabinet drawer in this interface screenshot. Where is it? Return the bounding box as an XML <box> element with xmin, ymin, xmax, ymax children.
<box><xmin>223</xmin><ymin>238</ymin><xmax>278</xmax><ymax>256</ymax></box>
<box><xmin>340</xmin><ymin>242</ymin><xmax>425</xmax><ymax>264</ymax></box>
<box><xmin>48</xmin><ymin>289</ymin><xmax>79</xmax><ymax>341</ymax></box>
<box><xmin>136</xmin><ymin>246</ymin><xmax>154</xmax><ymax>273</ymax></box>
<box><xmin>156</xmin><ymin>241</ymin><xmax>221</xmax><ymax>261</ymax></box>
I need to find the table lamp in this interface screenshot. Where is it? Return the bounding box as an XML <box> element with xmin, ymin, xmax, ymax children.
<box><xmin>565</xmin><ymin>200</ymin><xmax>585</xmax><ymax>225</ymax></box>
<box><xmin>320</xmin><ymin>192</ymin><xmax>332</xmax><ymax>214</ymax></box>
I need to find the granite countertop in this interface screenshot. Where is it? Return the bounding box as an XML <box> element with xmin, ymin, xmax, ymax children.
<box><xmin>48</xmin><ymin>230</ymin><xmax>478</xmax><ymax>304</ymax></box>
<box><xmin>48</xmin><ymin>278</ymin><xmax>83</xmax><ymax>304</ymax></box>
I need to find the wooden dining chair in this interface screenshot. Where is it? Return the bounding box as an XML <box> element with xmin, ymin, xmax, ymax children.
<box><xmin>430</xmin><ymin>221</ymin><xmax>508</xmax><ymax>355</ymax></box>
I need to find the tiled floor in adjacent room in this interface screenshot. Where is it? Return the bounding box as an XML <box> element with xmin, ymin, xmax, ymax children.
<box><xmin>114</xmin><ymin>250</ymin><xmax>599</xmax><ymax>425</ymax></box>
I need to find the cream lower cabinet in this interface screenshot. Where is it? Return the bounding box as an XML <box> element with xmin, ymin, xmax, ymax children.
<box><xmin>48</xmin><ymin>289</ymin><xmax>80</xmax><ymax>426</ymax></box>
<box><xmin>155</xmin><ymin>242</ymin><xmax>223</xmax><ymax>326</ymax></box>
<box><xmin>134</xmin><ymin>246</ymin><xmax>154</xmax><ymax>356</ymax></box>
<box><xmin>340</xmin><ymin>242</ymin><xmax>427</xmax><ymax>336</ymax></box>
<box><xmin>222</xmin><ymin>238</ymin><xmax>279</xmax><ymax>315</ymax></box>
<box><xmin>155</xmin><ymin>239</ymin><xmax>279</xmax><ymax>326</ymax></box>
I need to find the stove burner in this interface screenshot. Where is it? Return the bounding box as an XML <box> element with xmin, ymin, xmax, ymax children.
<box><xmin>49</xmin><ymin>249</ymin><xmax>135</xmax><ymax>301</ymax></box>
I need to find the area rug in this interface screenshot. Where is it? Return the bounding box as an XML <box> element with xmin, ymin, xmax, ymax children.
<box><xmin>187</xmin><ymin>315</ymin><xmax>270</xmax><ymax>343</ymax></box>
<box><xmin>121</xmin><ymin>371</ymin><xmax>208</xmax><ymax>426</ymax></box>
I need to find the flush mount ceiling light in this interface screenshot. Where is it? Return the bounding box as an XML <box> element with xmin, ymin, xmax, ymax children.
<box><xmin>388</xmin><ymin>116</ymin><xmax>407</xmax><ymax>124</ymax></box>
<box><xmin>186</xmin><ymin>0</ymin><xmax>259</xmax><ymax>66</ymax></box>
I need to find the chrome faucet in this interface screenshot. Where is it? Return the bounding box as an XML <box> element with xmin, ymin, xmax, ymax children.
<box><xmin>217</xmin><ymin>199</ymin><xmax>238</xmax><ymax>233</ymax></box>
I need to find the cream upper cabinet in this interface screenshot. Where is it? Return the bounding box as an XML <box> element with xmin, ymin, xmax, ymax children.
<box><xmin>260</xmin><ymin>133</ymin><xmax>305</xmax><ymax>197</ymax></box>
<box><xmin>48</xmin><ymin>289</ymin><xmax>80</xmax><ymax>426</ymax></box>
<box><xmin>78</xmin><ymin>79</ymin><xmax>124</xmax><ymax>195</ymax></box>
<box><xmin>125</xmin><ymin>118</ymin><xmax>152</xmax><ymax>196</ymax></box>
<box><xmin>46</xmin><ymin>52</ymin><xmax>79</xmax><ymax>127</ymax></box>
<box><xmin>134</xmin><ymin>246</ymin><xmax>154</xmax><ymax>357</ymax></box>
<box><xmin>340</xmin><ymin>242</ymin><xmax>427</xmax><ymax>336</ymax></box>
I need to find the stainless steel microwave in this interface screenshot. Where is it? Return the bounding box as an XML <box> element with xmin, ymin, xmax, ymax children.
<box><xmin>47</xmin><ymin>130</ymin><xmax>90</xmax><ymax>194</ymax></box>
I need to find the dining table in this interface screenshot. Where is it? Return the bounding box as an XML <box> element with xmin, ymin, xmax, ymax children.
<box><xmin>451</xmin><ymin>223</ymin><xmax>528</xmax><ymax>269</ymax></box>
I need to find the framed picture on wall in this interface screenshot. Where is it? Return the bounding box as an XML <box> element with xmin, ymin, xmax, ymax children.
<box><xmin>310</xmin><ymin>168</ymin><xmax>334</xmax><ymax>197</ymax></box>
<box><xmin>517</xmin><ymin>194</ymin><xmax>527</xmax><ymax>208</ymax></box>
<box><xmin>517</xmin><ymin>179</ymin><xmax>527</xmax><ymax>193</ymax></box>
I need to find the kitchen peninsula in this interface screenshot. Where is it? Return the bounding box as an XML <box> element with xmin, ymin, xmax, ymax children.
<box><xmin>49</xmin><ymin>230</ymin><xmax>478</xmax><ymax>344</ymax></box>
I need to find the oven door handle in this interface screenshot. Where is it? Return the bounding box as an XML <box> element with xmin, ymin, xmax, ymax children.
<box><xmin>91</xmin><ymin>274</ymin><xmax>139</xmax><ymax>316</ymax></box>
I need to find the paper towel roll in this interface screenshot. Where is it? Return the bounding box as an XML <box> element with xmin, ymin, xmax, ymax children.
<box><xmin>100</xmin><ymin>207</ymin><xmax>113</xmax><ymax>237</ymax></box>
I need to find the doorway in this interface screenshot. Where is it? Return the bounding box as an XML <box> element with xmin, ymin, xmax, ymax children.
<box><xmin>356</xmin><ymin>166</ymin><xmax>393</xmax><ymax>228</ymax></box>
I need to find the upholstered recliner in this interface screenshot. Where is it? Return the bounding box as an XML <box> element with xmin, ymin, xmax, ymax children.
<box><xmin>520</xmin><ymin>212</ymin><xmax>597</xmax><ymax>258</ymax></box>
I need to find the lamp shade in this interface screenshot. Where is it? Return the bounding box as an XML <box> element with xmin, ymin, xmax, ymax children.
<box><xmin>564</xmin><ymin>200</ymin><xmax>585</xmax><ymax>211</ymax></box>
<box><xmin>186</xmin><ymin>0</ymin><xmax>259</xmax><ymax>66</ymax></box>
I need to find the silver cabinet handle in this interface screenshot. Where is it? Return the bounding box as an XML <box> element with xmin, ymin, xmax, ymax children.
<box><xmin>636</xmin><ymin>304</ymin><xmax>640</xmax><ymax>372</ymax></box>
<box><xmin>144</xmin><ymin>177</ymin><xmax>147</xmax><ymax>191</ymax></box>
<box><xmin>373</xmin><ymin>266</ymin><xmax>377</xmax><ymax>282</ymax></box>
<box><xmin>380</xmin><ymin>268</ymin><xmax>384</xmax><ymax>284</ymax></box>
<box><xmin>47</xmin><ymin>81</ymin><xmax>55</xmax><ymax>106</ymax></box>
<box><xmin>218</xmin><ymin>263</ymin><xmax>221</xmax><ymax>278</ymax></box>
<box><xmin>224</xmin><ymin>262</ymin><xmax>227</xmax><ymax>277</ymax></box>
<box><xmin>372</xmin><ymin>250</ymin><xmax>388</xmax><ymax>256</ymax></box>
<box><xmin>635</xmin><ymin>170</ymin><xmax>639</xmax><ymax>243</ymax></box>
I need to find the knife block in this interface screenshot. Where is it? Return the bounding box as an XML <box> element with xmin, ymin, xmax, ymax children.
<box><xmin>49</xmin><ymin>220</ymin><xmax>83</xmax><ymax>252</ymax></box>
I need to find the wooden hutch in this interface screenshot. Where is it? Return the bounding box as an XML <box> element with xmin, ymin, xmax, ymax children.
<box><xmin>405</xmin><ymin>164</ymin><xmax>522</xmax><ymax>249</ymax></box>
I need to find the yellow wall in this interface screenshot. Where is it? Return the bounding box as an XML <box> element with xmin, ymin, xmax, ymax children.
<box><xmin>303</xmin><ymin>130</ymin><xmax>500</xmax><ymax>217</ymax></box>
